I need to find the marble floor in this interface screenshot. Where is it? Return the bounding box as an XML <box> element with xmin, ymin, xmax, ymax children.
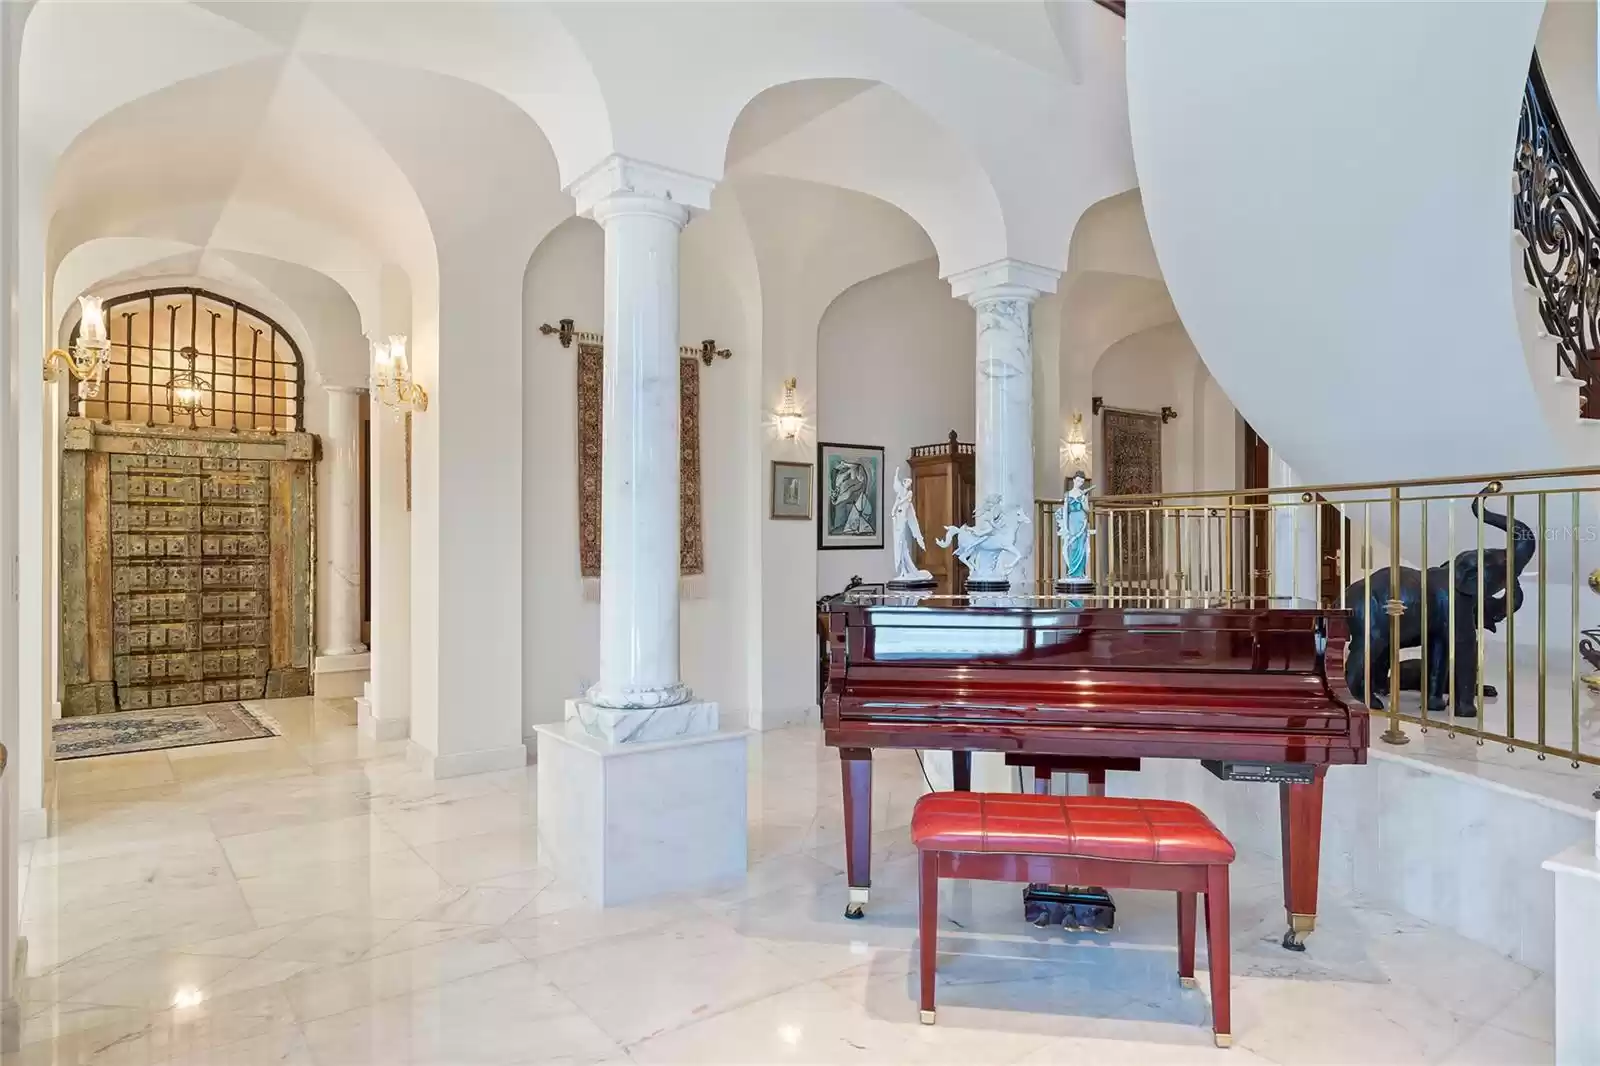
<box><xmin>10</xmin><ymin>697</ymin><xmax>1554</xmax><ymax>1065</ymax></box>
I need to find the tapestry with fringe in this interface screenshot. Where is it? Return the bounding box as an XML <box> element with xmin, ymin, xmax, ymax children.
<box><xmin>576</xmin><ymin>342</ymin><xmax>704</xmax><ymax>578</ymax></box>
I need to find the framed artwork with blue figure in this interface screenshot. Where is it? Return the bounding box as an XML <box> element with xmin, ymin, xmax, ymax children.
<box><xmin>818</xmin><ymin>442</ymin><xmax>885</xmax><ymax>550</ymax></box>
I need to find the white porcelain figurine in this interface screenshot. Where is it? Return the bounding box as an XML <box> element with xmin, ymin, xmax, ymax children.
<box><xmin>888</xmin><ymin>467</ymin><xmax>935</xmax><ymax>588</ymax></box>
<box><xmin>936</xmin><ymin>494</ymin><xmax>1032</xmax><ymax>589</ymax></box>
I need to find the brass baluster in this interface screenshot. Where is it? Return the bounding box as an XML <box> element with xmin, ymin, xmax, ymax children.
<box><xmin>1382</xmin><ymin>486</ymin><xmax>1409</xmax><ymax>744</ymax></box>
<box><xmin>1505</xmin><ymin>494</ymin><xmax>1516</xmax><ymax>743</ymax></box>
<box><xmin>1364</xmin><ymin>502</ymin><xmax>1372</xmax><ymax>717</ymax></box>
<box><xmin>1291</xmin><ymin>498</ymin><xmax>1301</xmax><ymax>601</ymax></box>
<box><xmin>1420</xmin><ymin>500</ymin><xmax>1430</xmax><ymax>731</ymax></box>
<box><xmin>1448</xmin><ymin>505</ymin><xmax>1457</xmax><ymax>726</ymax></box>
<box><xmin>1572</xmin><ymin>491</ymin><xmax>1581</xmax><ymax>764</ymax></box>
<box><xmin>1538</xmin><ymin>493</ymin><xmax>1547</xmax><ymax>752</ymax></box>
<box><xmin>1477</xmin><ymin>491</ymin><xmax>1487</xmax><ymax>728</ymax></box>
<box><xmin>1224</xmin><ymin>496</ymin><xmax>1235</xmax><ymax>597</ymax></box>
<box><xmin>1339</xmin><ymin>506</ymin><xmax>1349</xmax><ymax>609</ymax></box>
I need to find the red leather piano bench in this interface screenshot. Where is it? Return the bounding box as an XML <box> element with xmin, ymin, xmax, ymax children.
<box><xmin>911</xmin><ymin>793</ymin><xmax>1236</xmax><ymax>1048</ymax></box>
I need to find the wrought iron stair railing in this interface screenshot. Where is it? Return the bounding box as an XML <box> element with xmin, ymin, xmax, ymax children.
<box><xmin>1516</xmin><ymin>53</ymin><xmax>1600</xmax><ymax>417</ymax></box>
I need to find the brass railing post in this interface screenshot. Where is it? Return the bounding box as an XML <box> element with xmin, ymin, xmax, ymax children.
<box><xmin>1381</xmin><ymin>486</ymin><xmax>1410</xmax><ymax>745</ymax></box>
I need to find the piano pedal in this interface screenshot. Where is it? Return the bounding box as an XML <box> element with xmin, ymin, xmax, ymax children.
<box><xmin>1023</xmin><ymin>884</ymin><xmax>1115</xmax><ymax>933</ymax></box>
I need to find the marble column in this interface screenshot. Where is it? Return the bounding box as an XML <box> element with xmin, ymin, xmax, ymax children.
<box><xmin>322</xmin><ymin>385</ymin><xmax>366</xmax><ymax>655</ymax></box>
<box><xmin>567</xmin><ymin>156</ymin><xmax>718</xmax><ymax>743</ymax></box>
<box><xmin>536</xmin><ymin>156</ymin><xmax>747</xmax><ymax>907</ymax></box>
<box><xmin>948</xmin><ymin>261</ymin><xmax>1060</xmax><ymax>590</ymax></box>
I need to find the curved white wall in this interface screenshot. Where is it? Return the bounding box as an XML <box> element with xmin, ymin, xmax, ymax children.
<box><xmin>1128</xmin><ymin>1</ymin><xmax>1559</xmax><ymax>484</ymax></box>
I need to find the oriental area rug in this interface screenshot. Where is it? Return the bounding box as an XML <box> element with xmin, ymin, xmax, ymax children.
<box><xmin>53</xmin><ymin>702</ymin><xmax>278</xmax><ymax>761</ymax></box>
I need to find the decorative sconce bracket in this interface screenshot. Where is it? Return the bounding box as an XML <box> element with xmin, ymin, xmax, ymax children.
<box><xmin>1161</xmin><ymin>406</ymin><xmax>1179</xmax><ymax>424</ymax></box>
<box><xmin>539</xmin><ymin>318</ymin><xmax>734</xmax><ymax>366</ymax></box>
<box><xmin>1091</xmin><ymin>396</ymin><xmax>1103</xmax><ymax>415</ymax></box>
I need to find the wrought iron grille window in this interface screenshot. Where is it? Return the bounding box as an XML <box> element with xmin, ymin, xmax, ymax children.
<box><xmin>70</xmin><ymin>288</ymin><xmax>304</xmax><ymax>432</ymax></box>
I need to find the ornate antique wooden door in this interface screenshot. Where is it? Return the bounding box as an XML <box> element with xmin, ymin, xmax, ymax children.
<box><xmin>108</xmin><ymin>454</ymin><xmax>275</xmax><ymax>708</ymax></box>
<box><xmin>62</xmin><ymin>421</ymin><xmax>314</xmax><ymax>715</ymax></box>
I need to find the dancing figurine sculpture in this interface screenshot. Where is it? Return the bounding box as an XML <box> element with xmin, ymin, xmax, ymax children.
<box><xmin>888</xmin><ymin>468</ymin><xmax>936</xmax><ymax>588</ymax></box>
<box><xmin>1055</xmin><ymin>471</ymin><xmax>1094</xmax><ymax>593</ymax></box>
<box><xmin>937</xmin><ymin>494</ymin><xmax>1032</xmax><ymax>591</ymax></box>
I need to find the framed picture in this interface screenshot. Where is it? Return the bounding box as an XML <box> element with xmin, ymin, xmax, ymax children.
<box><xmin>817</xmin><ymin>442</ymin><xmax>885</xmax><ymax>550</ymax></box>
<box><xmin>770</xmin><ymin>461</ymin><xmax>814</xmax><ymax>520</ymax></box>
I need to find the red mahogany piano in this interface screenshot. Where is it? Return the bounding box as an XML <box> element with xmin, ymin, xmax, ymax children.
<box><xmin>819</xmin><ymin>590</ymin><xmax>1368</xmax><ymax>950</ymax></box>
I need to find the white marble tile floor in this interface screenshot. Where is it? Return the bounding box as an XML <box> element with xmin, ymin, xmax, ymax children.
<box><xmin>8</xmin><ymin>696</ymin><xmax>1555</xmax><ymax>1065</ymax></box>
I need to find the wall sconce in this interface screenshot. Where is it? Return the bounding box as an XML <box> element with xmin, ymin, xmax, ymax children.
<box><xmin>1060</xmin><ymin>411</ymin><xmax>1091</xmax><ymax>473</ymax></box>
<box><xmin>371</xmin><ymin>334</ymin><xmax>428</xmax><ymax>413</ymax></box>
<box><xmin>774</xmin><ymin>376</ymin><xmax>805</xmax><ymax>440</ymax></box>
<box><xmin>43</xmin><ymin>294</ymin><xmax>112</xmax><ymax>399</ymax></box>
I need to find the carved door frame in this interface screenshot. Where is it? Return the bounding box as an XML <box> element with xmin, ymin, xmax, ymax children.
<box><xmin>60</xmin><ymin>418</ymin><xmax>316</xmax><ymax>715</ymax></box>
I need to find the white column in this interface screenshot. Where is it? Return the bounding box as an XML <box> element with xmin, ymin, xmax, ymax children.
<box><xmin>321</xmin><ymin>386</ymin><xmax>367</xmax><ymax>655</ymax></box>
<box><xmin>536</xmin><ymin>157</ymin><xmax>746</xmax><ymax>907</ymax></box>
<box><xmin>564</xmin><ymin>157</ymin><xmax>717</xmax><ymax>742</ymax></box>
<box><xmin>948</xmin><ymin>260</ymin><xmax>1060</xmax><ymax>590</ymax></box>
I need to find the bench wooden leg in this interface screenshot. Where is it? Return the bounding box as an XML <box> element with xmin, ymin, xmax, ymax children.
<box><xmin>918</xmin><ymin>850</ymin><xmax>938</xmax><ymax>1024</ymax></box>
<box><xmin>1205</xmin><ymin>865</ymin><xmax>1231</xmax><ymax>1048</ymax></box>
<box><xmin>1177</xmin><ymin>891</ymin><xmax>1197</xmax><ymax>988</ymax></box>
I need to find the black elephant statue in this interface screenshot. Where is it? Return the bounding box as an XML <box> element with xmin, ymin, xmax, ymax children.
<box><xmin>1343</xmin><ymin>489</ymin><xmax>1536</xmax><ymax>717</ymax></box>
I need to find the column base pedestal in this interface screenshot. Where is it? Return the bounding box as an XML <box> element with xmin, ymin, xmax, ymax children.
<box><xmin>313</xmin><ymin>652</ymin><xmax>371</xmax><ymax>698</ymax></box>
<box><xmin>534</xmin><ymin>719</ymin><xmax>749</xmax><ymax>907</ymax></box>
<box><xmin>566</xmin><ymin>697</ymin><xmax>718</xmax><ymax>745</ymax></box>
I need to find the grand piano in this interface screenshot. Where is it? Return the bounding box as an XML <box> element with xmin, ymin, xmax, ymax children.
<box><xmin>819</xmin><ymin>590</ymin><xmax>1368</xmax><ymax>950</ymax></box>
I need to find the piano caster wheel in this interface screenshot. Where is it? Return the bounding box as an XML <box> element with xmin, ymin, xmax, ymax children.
<box><xmin>1282</xmin><ymin>913</ymin><xmax>1314</xmax><ymax>951</ymax></box>
<box><xmin>1179</xmin><ymin>976</ymin><xmax>1199</xmax><ymax>989</ymax></box>
<box><xmin>1214</xmin><ymin>1033</ymin><xmax>1232</xmax><ymax>1049</ymax></box>
<box><xmin>844</xmin><ymin>887</ymin><xmax>868</xmax><ymax>920</ymax></box>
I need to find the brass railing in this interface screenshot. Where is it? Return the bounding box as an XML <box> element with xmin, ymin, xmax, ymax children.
<box><xmin>1036</xmin><ymin>466</ymin><xmax>1600</xmax><ymax>769</ymax></box>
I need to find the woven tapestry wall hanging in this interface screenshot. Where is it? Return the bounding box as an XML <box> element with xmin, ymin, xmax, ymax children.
<box><xmin>1102</xmin><ymin>406</ymin><xmax>1164</xmax><ymax>584</ymax></box>
<box><xmin>576</xmin><ymin>342</ymin><xmax>704</xmax><ymax>578</ymax></box>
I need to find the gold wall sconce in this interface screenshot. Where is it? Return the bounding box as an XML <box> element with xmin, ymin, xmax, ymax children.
<box><xmin>1060</xmin><ymin>411</ymin><xmax>1091</xmax><ymax>473</ymax></box>
<box><xmin>371</xmin><ymin>334</ymin><xmax>428</xmax><ymax>413</ymax></box>
<box><xmin>43</xmin><ymin>295</ymin><xmax>112</xmax><ymax>399</ymax></box>
<box><xmin>774</xmin><ymin>377</ymin><xmax>805</xmax><ymax>440</ymax></box>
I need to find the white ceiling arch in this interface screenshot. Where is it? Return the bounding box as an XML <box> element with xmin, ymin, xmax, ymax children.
<box><xmin>728</xmin><ymin>79</ymin><xmax>1007</xmax><ymax>277</ymax></box>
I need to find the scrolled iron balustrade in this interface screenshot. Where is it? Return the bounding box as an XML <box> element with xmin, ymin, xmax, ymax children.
<box><xmin>1515</xmin><ymin>53</ymin><xmax>1600</xmax><ymax>414</ymax></box>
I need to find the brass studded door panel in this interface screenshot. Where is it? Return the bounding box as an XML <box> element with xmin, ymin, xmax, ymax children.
<box><xmin>62</xmin><ymin>420</ymin><xmax>315</xmax><ymax>716</ymax></box>
<box><xmin>108</xmin><ymin>455</ymin><xmax>274</xmax><ymax>709</ymax></box>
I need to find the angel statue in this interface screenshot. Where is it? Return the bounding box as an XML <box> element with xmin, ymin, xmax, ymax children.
<box><xmin>1055</xmin><ymin>470</ymin><xmax>1094</xmax><ymax>592</ymax></box>
<box><xmin>888</xmin><ymin>467</ymin><xmax>935</xmax><ymax>588</ymax></box>
<box><xmin>937</xmin><ymin>494</ymin><xmax>1032</xmax><ymax>590</ymax></box>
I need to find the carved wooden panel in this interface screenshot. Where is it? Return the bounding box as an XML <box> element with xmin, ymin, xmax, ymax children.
<box><xmin>1102</xmin><ymin>407</ymin><xmax>1164</xmax><ymax>585</ymax></box>
<box><xmin>61</xmin><ymin>420</ymin><xmax>314</xmax><ymax>715</ymax></box>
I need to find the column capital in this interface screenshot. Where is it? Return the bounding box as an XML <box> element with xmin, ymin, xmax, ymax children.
<box><xmin>568</xmin><ymin>154</ymin><xmax>715</xmax><ymax>222</ymax></box>
<box><xmin>946</xmin><ymin>258</ymin><xmax>1061</xmax><ymax>305</ymax></box>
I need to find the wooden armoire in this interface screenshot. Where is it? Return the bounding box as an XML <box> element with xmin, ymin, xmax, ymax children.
<box><xmin>907</xmin><ymin>431</ymin><xmax>976</xmax><ymax>594</ymax></box>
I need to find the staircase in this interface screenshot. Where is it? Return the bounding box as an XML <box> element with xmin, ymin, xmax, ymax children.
<box><xmin>1124</xmin><ymin>2</ymin><xmax>1589</xmax><ymax>485</ymax></box>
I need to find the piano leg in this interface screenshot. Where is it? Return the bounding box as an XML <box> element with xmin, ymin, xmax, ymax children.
<box><xmin>1279</xmin><ymin>769</ymin><xmax>1327</xmax><ymax>951</ymax></box>
<box><xmin>841</xmin><ymin>748</ymin><xmax>873</xmax><ymax>919</ymax></box>
<box><xmin>951</xmin><ymin>750</ymin><xmax>971</xmax><ymax>792</ymax></box>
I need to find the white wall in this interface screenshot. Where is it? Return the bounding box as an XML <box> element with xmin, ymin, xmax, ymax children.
<box><xmin>1090</xmin><ymin>319</ymin><xmax>1238</xmax><ymax>495</ymax></box>
<box><xmin>520</xmin><ymin>213</ymin><xmax>753</xmax><ymax>736</ymax></box>
<box><xmin>815</xmin><ymin>259</ymin><xmax>975</xmax><ymax>595</ymax></box>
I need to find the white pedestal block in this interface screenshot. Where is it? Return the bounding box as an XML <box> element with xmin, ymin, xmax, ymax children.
<box><xmin>1544</xmin><ymin>845</ymin><xmax>1600</xmax><ymax>1065</ymax></box>
<box><xmin>534</xmin><ymin>719</ymin><xmax>748</xmax><ymax>907</ymax></box>
<box><xmin>313</xmin><ymin>651</ymin><xmax>371</xmax><ymax>699</ymax></box>
<box><xmin>356</xmin><ymin>693</ymin><xmax>407</xmax><ymax>741</ymax></box>
<box><xmin>565</xmin><ymin>697</ymin><xmax>717</xmax><ymax>745</ymax></box>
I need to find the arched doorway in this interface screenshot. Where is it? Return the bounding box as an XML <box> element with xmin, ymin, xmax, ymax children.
<box><xmin>60</xmin><ymin>288</ymin><xmax>316</xmax><ymax>715</ymax></box>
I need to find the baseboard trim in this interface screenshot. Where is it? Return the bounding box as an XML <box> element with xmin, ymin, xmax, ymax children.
<box><xmin>749</xmin><ymin>703</ymin><xmax>817</xmax><ymax>732</ymax></box>
<box><xmin>17</xmin><ymin>807</ymin><xmax>48</xmax><ymax>843</ymax></box>
<box><xmin>355</xmin><ymin>697</ymin><xmax>409</xmax><ymax>741</ymax></box>
<box><xmin>406</xmin><ymin>740</ymin><xmax>528</xmax><ymax>779</ymax></box>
